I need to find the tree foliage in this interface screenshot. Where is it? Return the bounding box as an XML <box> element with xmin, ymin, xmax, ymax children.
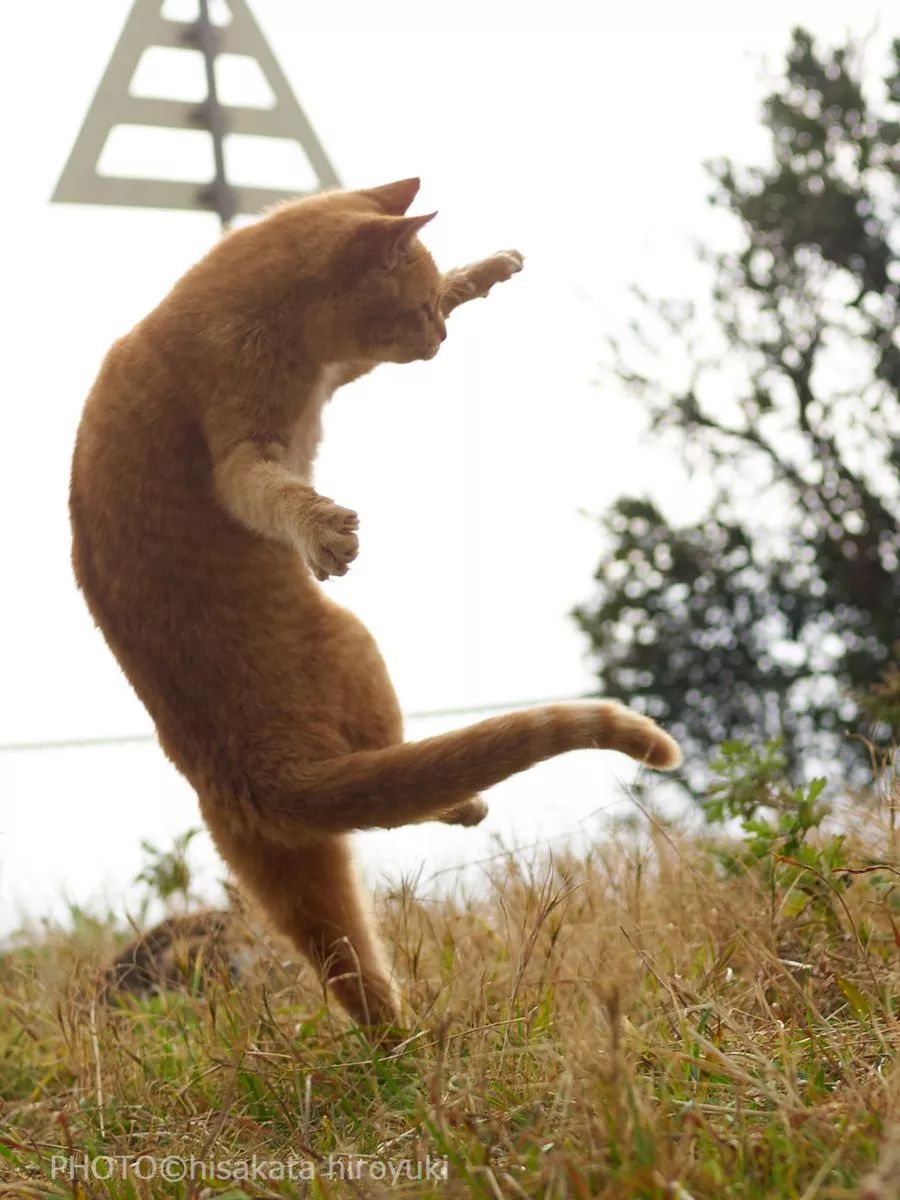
<box><xmin>575</xmin><ymin>29</ymin><xmax>900</xmax><ymax>787</ymax></box>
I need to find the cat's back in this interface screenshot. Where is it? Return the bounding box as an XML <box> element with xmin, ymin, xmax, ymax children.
<box><xmin>71</xmin><ymin>326</ymin><xmax>213</xmax><ymax>595</ymax></box>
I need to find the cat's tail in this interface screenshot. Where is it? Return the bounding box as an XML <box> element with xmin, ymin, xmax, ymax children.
<box><xmin>249</xmin><ymin>702</ymin><xmax>681</xmax><ymax>845</ymax></box>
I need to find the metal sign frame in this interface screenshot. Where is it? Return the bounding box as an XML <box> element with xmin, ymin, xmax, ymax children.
<box><xmin>52</xmin><ymin>0</ymin><xmax>341</xmax><ymax>226</ymax></box>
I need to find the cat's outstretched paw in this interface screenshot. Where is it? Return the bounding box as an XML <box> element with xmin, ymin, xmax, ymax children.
<box><xmin>301</xmin><ymin>498</ymin><xmax>359</xmax><ymax>581</ymax></box>
<box><xmin>439</xmin><ymin>795</ymin><xmax>489</xmax><ymax>826</ymax></box>
<box><xmin>486</xmin><ymin>249</ymin><xmax>524</xmax><ymax>282</ymax></box>
<box><xmin>468</xmin><ymin>250</ymin><xmax>524</xmax><ymax>299</ymax></box>
<box><xmin>441</xmin><ymin>250</ymin><xmax>525</xmax><ymax>317</ymax></box>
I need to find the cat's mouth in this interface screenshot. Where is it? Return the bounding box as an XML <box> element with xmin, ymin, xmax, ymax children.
<box><xmin>395</xmin><ymin>341</ymin><xmax>441</xmax><ymax>362</ymax></box>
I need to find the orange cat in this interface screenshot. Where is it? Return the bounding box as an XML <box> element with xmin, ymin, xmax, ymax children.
<box><xmin>70</xmin><ymin>178</ymin><xmax>681</xmax><ymax>1033</ymax></box>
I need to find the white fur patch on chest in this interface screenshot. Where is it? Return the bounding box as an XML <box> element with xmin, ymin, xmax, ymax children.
<box><xmin>284</xmin><ymin>363</ymin><xmax>345</xmax><ymax>481</ymax></box>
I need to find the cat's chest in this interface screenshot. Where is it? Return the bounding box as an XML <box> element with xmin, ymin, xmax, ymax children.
<box><xmin>284</xmin><ymin>363</ymin><xmax>345</xmax><ymax>481</ymax></box>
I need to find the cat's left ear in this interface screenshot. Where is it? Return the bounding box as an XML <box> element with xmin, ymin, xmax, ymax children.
<box><xmin>361</xmin><ymin>177</ymin><xmax>421</xmax><ymax>215</ymax></box>
<box><xmin>348</xmin><ymin>212</ymin><xmax>437</xmax><ymax>273</ymax></box>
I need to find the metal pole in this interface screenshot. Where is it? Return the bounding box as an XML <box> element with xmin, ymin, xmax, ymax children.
<box><xmin>194</xmin><ymin>0</ymin><xmax>236</xmax><ymax>231</ymax></box>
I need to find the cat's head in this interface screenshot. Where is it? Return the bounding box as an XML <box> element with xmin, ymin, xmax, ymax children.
<box><xmin>281</xmin><ymin>178</ymin><xmax>447</xmax><ymax>364</ymax></box>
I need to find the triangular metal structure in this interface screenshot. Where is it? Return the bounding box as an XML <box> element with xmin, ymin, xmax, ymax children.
<box><xmin>52</xmin><ymin>0</ymin><xmax>340</xmax><ymax>224</ymax></box>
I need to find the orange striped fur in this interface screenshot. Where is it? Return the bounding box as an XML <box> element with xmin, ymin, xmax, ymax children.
<box><xmin>70</xmin><ymin>178</ymin><xmax>681</xmax><ymax>1033</ymax></box>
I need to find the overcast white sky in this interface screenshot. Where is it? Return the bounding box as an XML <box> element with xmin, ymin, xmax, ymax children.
<box><xmin>0</xmin><ymin>0</ymin><xmax>892</xmax><ymax>934</ymax></box>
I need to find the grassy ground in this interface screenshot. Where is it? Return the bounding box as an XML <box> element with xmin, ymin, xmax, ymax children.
<box><xmin>1</xmin><ymin>763</ymin><xmax>899</xmax><ymax>1199</ymax></box>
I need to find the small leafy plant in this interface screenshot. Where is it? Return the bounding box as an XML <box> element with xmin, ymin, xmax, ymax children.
<box><xmin>701</xmin><ymin>738</ymin><xmax>848</xmax><ymax>923</ymax></box>
<box><xmin>134</xmin><ymin>826</ymin><xmax>202</xmax><ymax>910</ymax></box>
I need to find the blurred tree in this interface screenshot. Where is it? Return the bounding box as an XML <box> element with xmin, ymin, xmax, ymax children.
<box><xmin>574</xmin><ymin>29</ymin><xmax>899</xmax><ymax>788</ymax></box>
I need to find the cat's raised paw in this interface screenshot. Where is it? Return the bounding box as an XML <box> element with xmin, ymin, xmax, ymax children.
<box><xmin>303</xmin><ymin>498</ymin><xmax>359</xmax><ymax>581</ymax></box>
<box><xmin>474</xmin><ymin>250</ymin><xmax>525</xmax><ymax>296</ymax></box>
<box><xmin>492</xmin><ymin>249</ymin><xmax>524</xmax><ymax>277</ymax></box>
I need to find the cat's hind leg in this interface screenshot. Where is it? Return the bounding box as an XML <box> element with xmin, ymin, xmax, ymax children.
<box><xmin>218</xmin><ymin>828</ymin><xmax>400</xmax><ymax>1032</ymax></box>
<box><xmin>247</xmin><ymin>702</ymin><xmax>680</xmax><ymax>843</ymax></box>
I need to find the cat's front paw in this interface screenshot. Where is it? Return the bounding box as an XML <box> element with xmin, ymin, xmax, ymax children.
<box><xmin>470</xmin><ymin>250</ymin><xmax>525</xmax><ymax>298</ymax></box>
<box><xmin>300</xmin><ymin>497</ymin><xmax>359</xmax><ymax>581</ymax></box>
<box><xmin>486</xmin><ymin>249</ymin><xmax>524</xmax><ymax>283</ymax></box>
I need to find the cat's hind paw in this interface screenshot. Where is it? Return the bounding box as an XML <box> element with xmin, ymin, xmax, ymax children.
<box><xmin>439</xmin><ymin>795</ymin><xmax>489</xmax><ymax>826</ymax></box>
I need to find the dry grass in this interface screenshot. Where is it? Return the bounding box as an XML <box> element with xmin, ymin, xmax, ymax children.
<box><xmin>1</xmin><ymin>780</ymin><xmax>899</xmax><ymax>1198</ymax></box>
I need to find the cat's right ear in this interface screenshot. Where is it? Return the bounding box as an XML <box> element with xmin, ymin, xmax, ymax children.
<box><xmin>359</xmin><ymin>177</ymin><xmax>421</xmax><ymax>215</ymax></box>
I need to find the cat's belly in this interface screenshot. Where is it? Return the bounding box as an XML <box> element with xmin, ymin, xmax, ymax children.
<box><xmin>77</xmin><ymin>484</ymin><xmax>402</xmax><ymax>770</ymax></box>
